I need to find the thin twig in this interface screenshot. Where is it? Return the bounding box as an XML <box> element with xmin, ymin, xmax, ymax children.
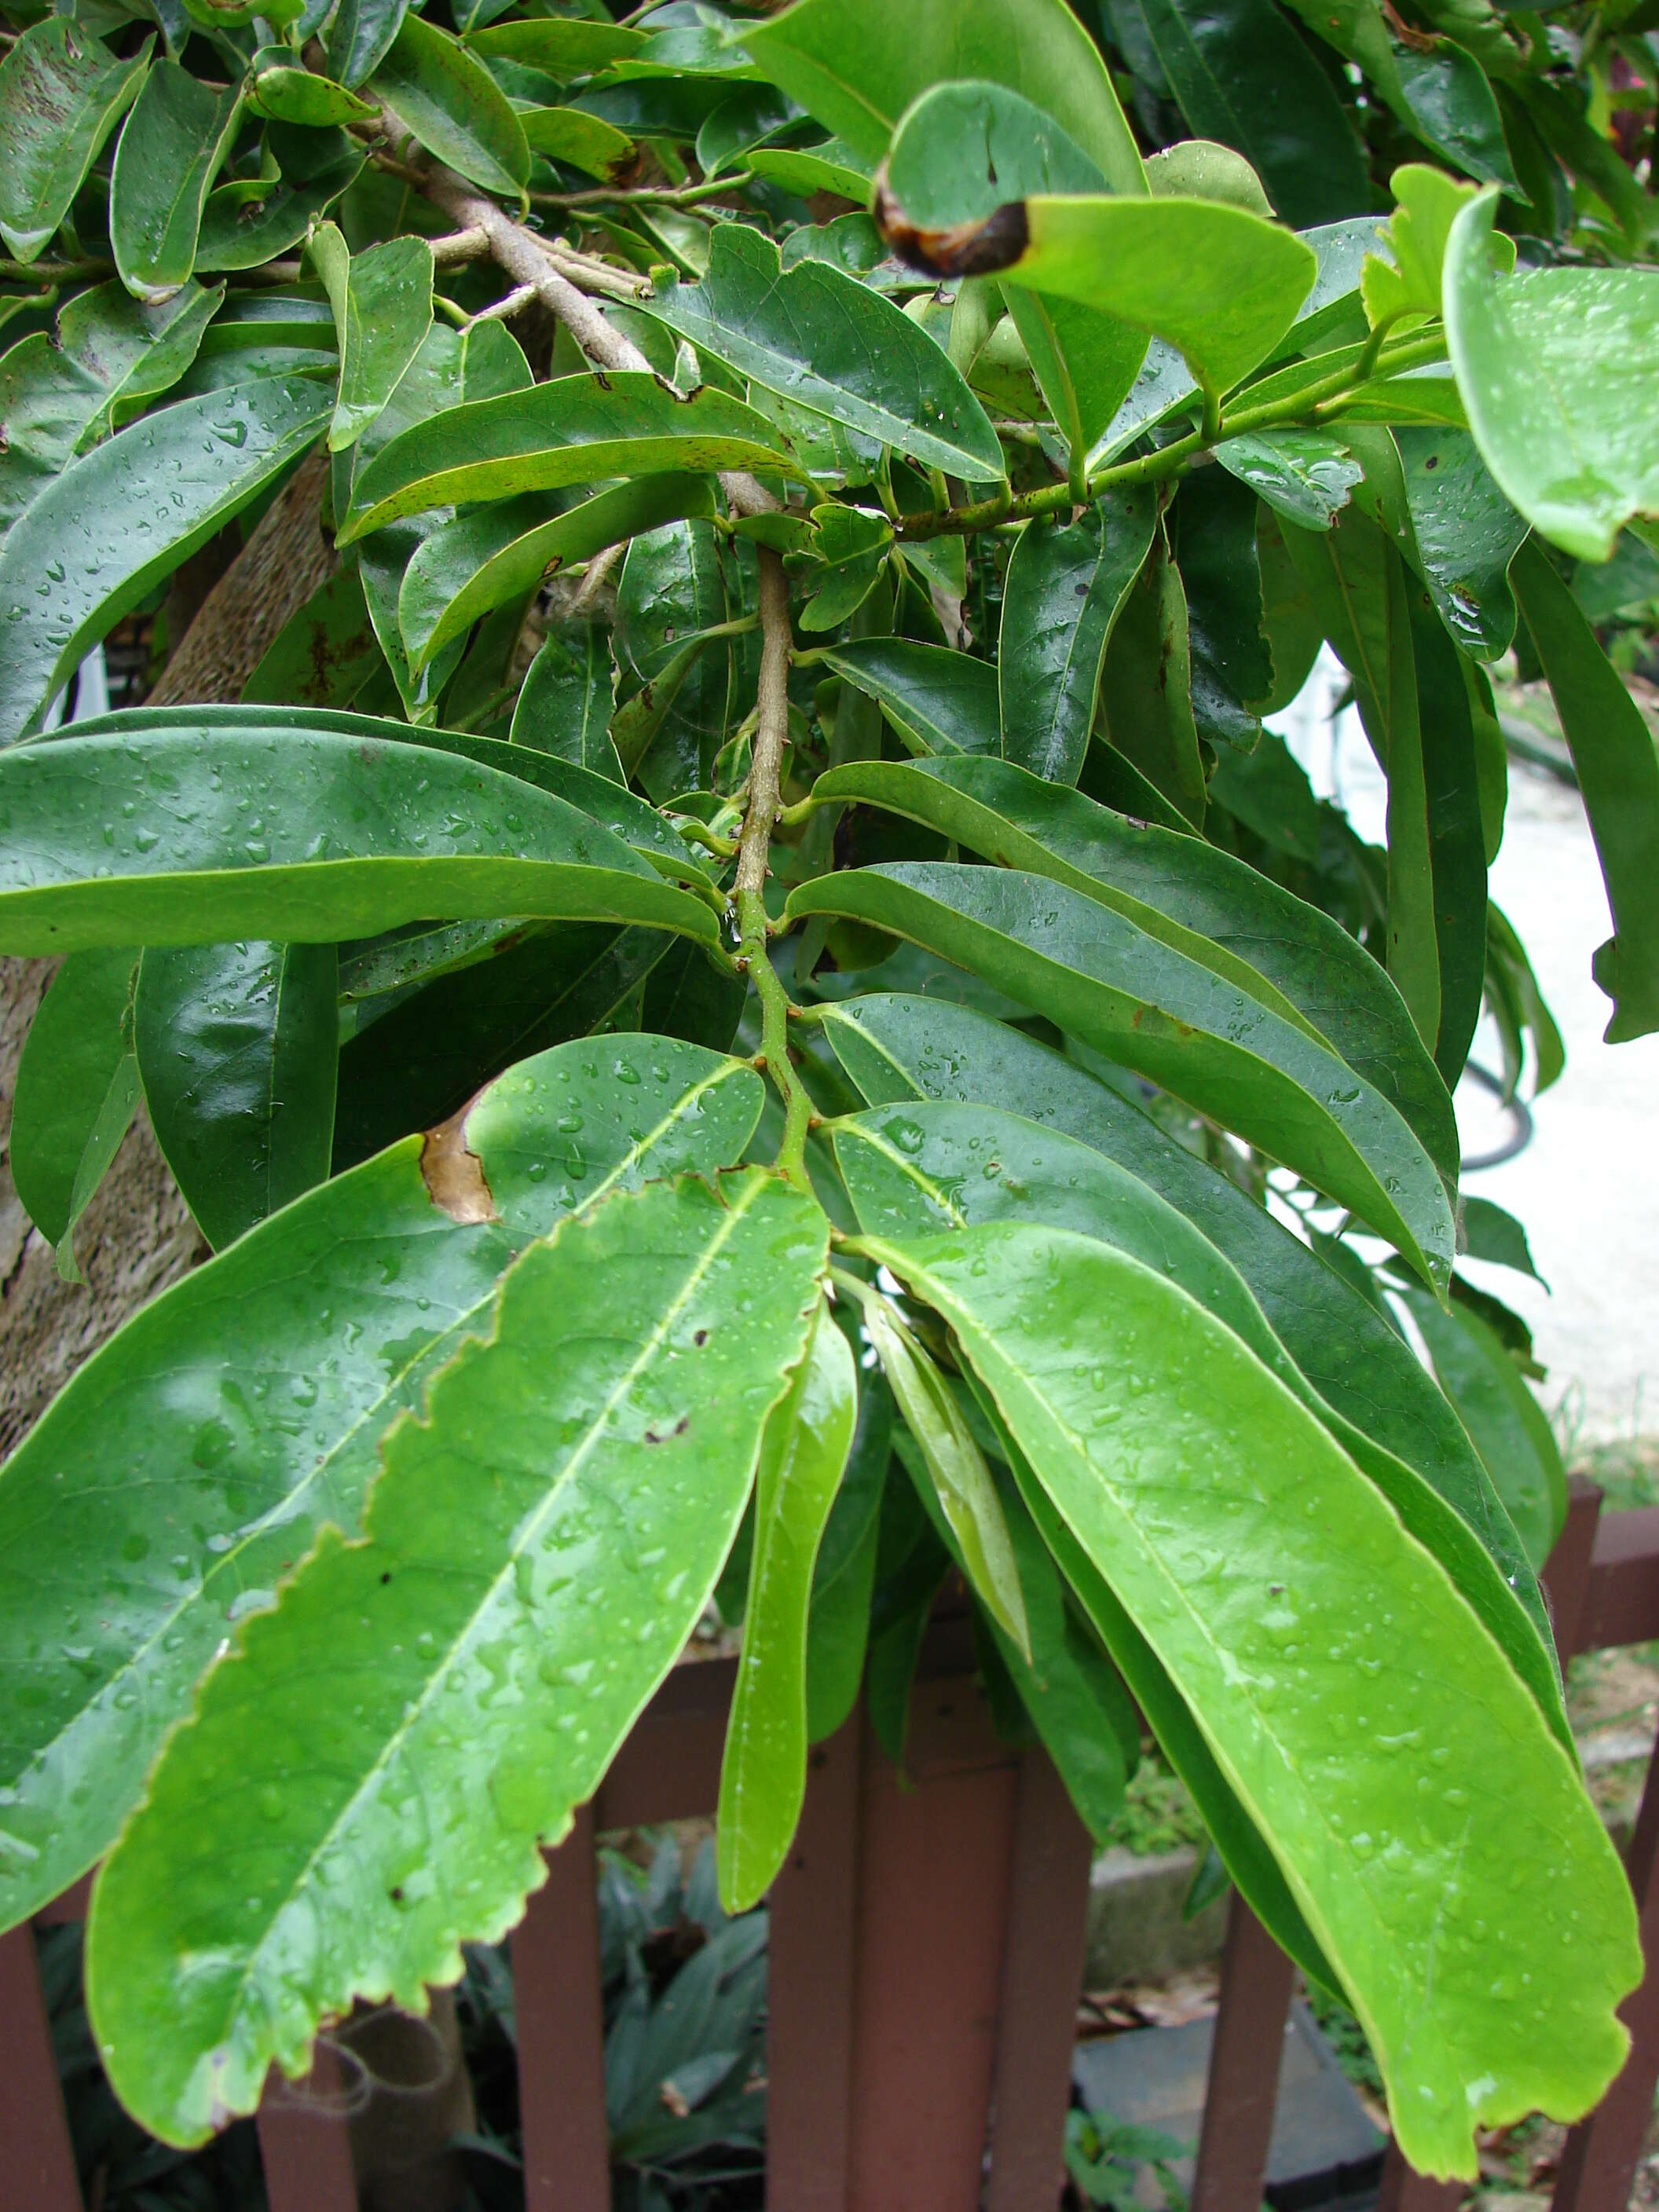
<box><xmin>529</xmin><ymin>171</ymin><xmax>753</xmax><ymax>213</ymax></box>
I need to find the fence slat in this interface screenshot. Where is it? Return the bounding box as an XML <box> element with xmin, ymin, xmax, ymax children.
<box><xmin>1580</xmin><ymin>1505</ymin><xmax>1659</xmax><ymax>1656</ymax></box>
<box><xmin>255</xmin><ymin>2045</ymin><xmax>359</xmax><ymax>2212</ymax></box>
<box><xmin>513</xmin><ymin>1805</ymin><xmax>610</xmax><ymax>2212</ymax></box>
<box><xmin>1553</xmin><ymin>1733</ymin><xmax>1659</xmax><ymax>2212</ymax></box>
<box><xmin>1542</xmin><ymin>1478</ymin><xmax>1604</xmax><ymax>1661</ymax></box>
<box><xmin>0</xmin><ymin>1923</ymin><xmax>82</xmax><ymax>2212</ymax></box>
<box><xmin>1189</xmin><ymin>1898</ymin><xmax>1297</xmax><ymax>2212</ymax></box>
<box><xmin>844</xmin><ymin>1677</ymin><xmax>1021</xmax><ymax>2212</ymax></box>
<box><xmin>767</xmin><ymin>1708</ymin><xmax>863</xmax><ymax>2212</ymax></box>
<box><xmin>1376</xmin><ymin>2141</ymin><xmax>1465</xmax><ymax>2212</ymax></box>
<box><xmin>983</xmin><ymin>1745</ymin><xmax>1095</xmax><ymax>2212</ymax></box>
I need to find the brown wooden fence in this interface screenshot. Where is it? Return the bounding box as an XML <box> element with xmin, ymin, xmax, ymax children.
<box><xmin>6</xmin><ymin>1475</ymin><xmax>1659</xmax><ymax>2212</ymax></box>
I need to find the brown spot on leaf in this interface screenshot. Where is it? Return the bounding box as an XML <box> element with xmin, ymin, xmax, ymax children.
<box><xmin>420</xmin><ymin>1103</ymin><xmax>498</xmax><ymax>1224</ymax></box>
<box><xmin>873</xmin><ymin>171</ymin><xmax>1030</xmax><ymax>280</ymax></box>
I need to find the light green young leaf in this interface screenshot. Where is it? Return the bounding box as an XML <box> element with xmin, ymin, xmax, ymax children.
<box><xmin>339</xmin><ymin>372</ymin><xmax>800</xmax><ymax>541</ymax></box>
<box><xmin>309</xmin><ymin>223</ymin><xmax>434</xmax><ymax>453</ymax></box>
<box><xmin>0</xmin><ymin>379</ymin><xmax>331</xmax><ymax>747</ymax></box>
<box><xmin>0</xmin><ymin>721</ymin><xmax>716</xmax><ymax>953</ymax></box>
<box><xmin>368</xmin><ymin>12</ymin><xmax>531</xmax><ymax>200</ymax></box>
<box><xmin>1144</xmin><ymin>140</ymin><xmax>1276</xmax><ymax>214</ymax></box>
<box><xmin>9</xmin><ymin>946</ymin><xmax>141</xmax><ymax>1280</ymax></box>
<box><xmin>109</xmin><ymin>62</ymin><xmax>242</xmax><ymax>303</ymax></box>
<box><xmin>135</xmin><ymin>941</ymin><xmax>339</xmax><ymax>1251</ymax></box>
<box><xmin>998</xmin><ymin>489</ymin><xmax>1156</xmax><ymax>784</ymax></box>
<box><xmin>717</xmin><ymin>1301</ymin><xmax>856</xmax><ymax>1910</ymax></box>
<box><xmin>789</xmin><ymin>862</ymin><xmax>1455</xmax><ymax>1291</ymax></box>
<box><xmin>400</xmin><ymin>474</ymin><xmax>718</xmax><ymax>671</ymax></box>
<box><xmin>742</xmin><ymin>0</ymin><xmax>1145</xmax><ymax>193</ymax></box>
<box><xmin>1445</xmin><ymin>188</ymin><xmax>1659</xmax><ymax>561</ymax></box>
<box><xmin>870</xmin><ymin>1221</ymin><xmax>1637</xmax><ymax>2178</ymax></box>
<box><xmin>518</xmin><ymin>102</ymin><xmax>633</xmax><ymax>178</ymax></box>
<box><xmin>643</xmin><ymin>225</ymin><xmax>1005</xmax><ymax>482</ymax></box>
<box><xmin>86</xmin><ymin>1168</ymin><xmax>827</xmax><ymax>2144</ymax></box>
<box><xmin>808</xmin><ymin>754</ymin><xmax>1459</xmax><ymax>1191</ymax></box>
<box><xmin>862</xmin><ymin>1296</ymin><xmax>1031</xmax><ymax>1659</ymax></box>
<box><xmin>247</xmin><ymin>56</ymin><xmax>376</xmax><ymax>127</ymax></box>
<box><xmin>0</xmin><ymin>1037</ymin><xmax>763</xmax><ymax>1934</ymax></box>
<box><xmin>1511</xmin><ymin>539</ymin><xmax>1659</xmax><ymax>1042</ymax></box>
<box><xmin>1362</xmin><ymin>162</ymin><xmax>1486</xmax><ymax>325</ymax></box>
<box><xmin>467</xmin><ymin>17</ymin><xmax>645</xmax><ymax>75</ymax></box>
<box><xmin>0</xmin><ymin>280</ymin><xmax>222</xmax><ymax>544</ymax></box>
<box><xmin>0</xmin><ymin>20</ymin><xmax>152</xmax><ymax>262</ymax></box>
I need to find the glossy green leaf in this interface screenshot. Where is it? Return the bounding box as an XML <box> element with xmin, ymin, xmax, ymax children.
<box><xmin>1408</xmin><ymin>588</ymin><xmax>1487</xmax><ymax>1086</ymax></box>
<box><xmin>1144</xmin><ymin>138</ymin><xmax>1276</xmax><ymax>214</ymax></box>
<box><xmin>0</xmin><ymin>280</ymin><xmax>221</xmax><ymax>543</ymax></box>
<box><xmin>833</xmin><ymin>1094</ymin><xmax>1558</xmax><ymax>1741</ymax></box>
<box><xmin>804</xmin><ymin>1360</ymin><xmax>891</xmax><ymax>1741</ymax></box>
<box><xmin>195</xmin><ymin>148</ymin><xmax>365</xmax><ymax>273</ymax></box>
<box><xmin>717</xmin><ymin>1301</ymin><xmax>856</xmax><ymax>1910</ymax></box>
<box><xmin>1445</xmin><ymin>189</ymin><xmax>1659</xmax><ymax>562</ymax></box>
<box><xmin>368</xmin><ymin>12</ymin><xmax>530</xmax><ymax>200</ymax></box>
<box><xmin>401</xmin><ymin>474</ymin><xmax>717</xmax><ymax>672</ymax></box>
<box><xmin>1397</xmin><ymin>429</ymin><xmax>1526</xmax><ymax>661</ymax></box>
<box><xmin>339</xmin><ymin>372</ymin><xmax>798</xmax><ymax>542</ymax></box>
<box><xmin>1511</xmin><ymin>539</ymin><xmax>1659</xmax><ymax>1042</ymax></box>
<box><xmin>247</xmin><ymin>57</ymin><xmax>375</xmax><ymax>127</ymax></box>
<box><xmin>361</xmin><ymin>518</ymin><xmax>467</xmax><ymax>723</ymax></box>
<box><xmin>9</xmin><ymin>946</ymin><xmax>141</xmax><ymax>1278</ymax></box>
<box><xmin>1218</xmin><ymin>434</ymin><xmax>1362</xmax><ymax>536</ymax></box>
<box><xmin>643</xmin><ymin>225</ymin><xmax>1004</xmax><ymax>483</ymax></box>
<box><xmin>518</xmin><ymin>102</ymin><xmax>632</xmax><ymax>178</ymax></box>
<box><xmin>742</xmin><ymin>0</ymin><xmax>1145</xmax><ymax>193</ymax></box>
<box><xmin>819</xmin><ymin>638</ymin><xmax>999</xmax><ymax>759</ymax></box>
<box><xmin>1130</xmin><ymin>0</ymin><xmax>1368</xmax><ymax>228</ymax></box>
<box><xmin>1396</xmin><ymin>1285</ymin><xmax>1566</xmax><ymax>1570</ymax></box>
<box><xmin>86</xmin><ymin>1166</ymin><xmax>827</xmax><ymax>2144</ymax></box>
<box><xmin>809</xmin><ymin>755</ymin><xmax>1459</xmax><ymax>1189</ymax></box>
<box><xmin>324</xmin><ymin>0</ymin><xmax>409</xmax><ymax>87</ymax></box>
<box><xmin>134</xmin><ymin>940</ymin><xmax>339</xmax><ymax>1250</ymax></box>
<box><xmin>0</xmin><ymin>20</ymin><xmax>151</xmax><ymax>262</ymax></box>
<box><xmin>0</xmin><ymin>722</ymin><xmax>716</xmax><ymax>954</ymax></box>
<box><xmin>0</xmin><ymin>1037</ymin><xmax>763</xmax><ymax>1932</ymax></box>
<box><xmin>819</xmin><ymin>992</ymin><xmax>1553</xmax><ymax>1671</ymax></box>
<box><xmin>998</xmin><ymin>489</ymin><xmax>1155</xmax><ymax>783</ymax></box>
<box><xmin>789</xmin><ymin>861</ymin><xmax>1453</xmax><ymax>1287</ymax></box>
<box><xmin>870</xmin><ymin>1221</ymin><xmax>1636</xmax><ymax>2177</ymax></box>
<box><xmin>1099</xmin><ymin>526</ymin><xmax>1204</xmax><ymax>822</ymax></box>
<box><xmin>309</xmin><ymin>223</ymin><xmax>434</xmax><ymax>453</ymax></box>
<box><xmin>616</xmin><ymin>517</ymin><xmax>732</xmax><ymax>798</ymax></box>
<box><xmin>745</xmin><ymin>134</ymin><xmax>873</xmax><ymax>203</ymax></box>
<box><xmin>467</xmin><ymin>18</ymin><xmax>645</xmax><ymax>76</ymax></box>
<box><xmin>1178</xmin><ymin>462</ymin><xmax>1272</xmax><ymax>745</ymax></box>
<box><xmin>0</xmin><ymin>379</ymin><xmax>331</xmax><ymax>747</ymax></box>
<box><xmin>109</xmin><ymin>62</ymin><xmax>242</xmax><ymax>304</ymax></box>
<box><xmin>512</xmin><ymin>618</ymin><xmax>620</xmax><ymax>776</ymax></box>
<box><xmin>862</xmin><ymin>1296</ymin><xmax>1030</xmax><ymax>1658</ymax></box>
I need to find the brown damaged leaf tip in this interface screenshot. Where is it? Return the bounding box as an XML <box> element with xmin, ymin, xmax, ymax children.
<box><xmin>420</xmin><ymin>1104</ymin><xmax>498</xmax><ymax>1225</ymax></box>
<box><xmin>873</xmin><ymin>170</ymin><xmax>1030</xmax><ymax>280</ymax></box>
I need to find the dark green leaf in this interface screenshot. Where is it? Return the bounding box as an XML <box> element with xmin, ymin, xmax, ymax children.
<box><xmin>1397</xmin><ymin>429</ymin><xmax>1525</xmax><ymax>661</ymax></box>
<box><xmin>0</xmin><ymin>20</ymin><xmax>151</xmax><ymax>262</ymax></box>
<box><xmin>368</xmin><ymin>12</ymin><xmax>530</xmax><ymax>199</ymax></box>
<box><xmin>820</xmin><ymin>639</ymin><xmax>1000</xmax><ymax>760</ymax></box>
<box><xmin>309</xmin><ymin>223</ymin><xmax>434</xmax><ymax>454</ymax></box>
<box><xmin>9</xmin><ymin>946</ymin><xmax>140</xmax><ymax>1277</ymax></box>
<box><xmin>1177</xmin><ymin>463</ymin><xmax>1272</xmax><ymax>744</ymax></box>
<box><xmin>109</xmin><ymin>62</ymin><xmax>242</xmax><ymax>304</ymax></box>
<box><xmin>1408</xmin><ymin>589</ymin><xmax>1487</xmax><ymax>1086</ymax></box>
<box><xmin>512</xmin><ymin>618</ymin><xmax>620</xmax><ymax>776</ymax></box>
<box><xmin>195</xmin><ymin>148</ymin><xmax>365</xmax><ymax>273</ymax></box>
<box><xmin>243</xmin><ymin>562</ymin><xmax>383</xmax><ymax>711</ymax></box>
<box><xmin>467</xmin><ymin>18</ymin><xmax>645</xmax><ymax>76</ymax></box>
<box><xmin>1216</xmin><ymin>430</ymin><xmax>1364</xmax><ymax>531</ymax></box>
<box><xmin>1099</xmin><ymin>524</ymin><xmax>1205</xmax><ymax>822</ymax></box>
<box><xmin>616</xmin><ymin>517</ymin><xmax>731</xmax><ymax>799</ymax></box>
<box><xmin>134</xmin><ymin>940</ymin><xmax>339</xmax><ymax>1250</ymax></box>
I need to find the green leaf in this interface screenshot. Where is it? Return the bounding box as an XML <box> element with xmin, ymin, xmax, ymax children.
<box><xmin>324</xmin><ymin>0</ymin><xmax>410</xmax><ymax>88</ymax></box>
<box><xmin>243</xmin><ymin>562</ymin><xmax>383</xmax><ymax>712</ymax></box>
<box><xmin>109</xmin><ymin>61</ymin><xmax>242</xmax><ymax>304</ymax></box>
<box><xmin>467</xmin><ymin>18</ymin><xmax>646</xmax><ymax>76</ymax></box>
<box><xmin>518</xmin><ymin>102</ymin><xmax>633</xmax><ymax>178</ymax></box>
<box><xmin>247</xmin><ymin>56</ymin><xmax>376</xmax><ymax>127</ymax></box>
<box><xmin>1396</xmin><ymin>428</ymin><xmax>1525</xmax><ymax>661</ymax></box>
<box><xmin>819</xmin><ymin>638</ymin><xmax>999</xmax><ymax>758</ymax></box>
<box><xmin>808</xmin><ymin>755</ymin><xmax>1459</xmax><ymax>1190</ymax></box>
<box><xmin>0</xmin><ymin>720</ymin><xmax>717</xmax><ymax>954</ymax></box>
<box><xmin>787</xmin><ymin>862</ymin><xmax>1454</xmax><ymax>1288</ymax></box>
<box><xmin>862</xmin><ymin>1296</ymin><xmax>1030</xmax><ymax>1658</ymax></box>
<box><xmin>511</xmin><ymin>618</ymin><xmax>621</xmax><ymax>778</ymax></box>
<box><xmin>195</xmin><ymin>147</ymin><xmax>366</xmax><ymax>273</ymax></box>
<box><xmin>0</xmin><ymin>379</ymin><xmax>331</xmax><ymax>748</ymax></box>
<box><xmin>1396</xmin><ymin>1286</ymin><xmax>1566</xmax><ymax>1570</ymax></box>
<box><xmin>643</xmin><ymin>226</ymin><xmax>1004</xmax><ymax>484</ymax></box>
<box><xmin>86</xmin><ymin>1166</ymin><xmax>826</xmax><ymax>2144</ymax></box>
<box><xmin>134</xmin><ymin>941</ymin><xmax>339</xmax><ymax>1251</ymax></box>
<box><xmin>401</xmin><ymin>474</ymin><xmax>717</xmax><ymax>672</ymax></box>
<box><xmin>869</xmin><ymin>1220</ymin><xmax>1637</xmax><ymax>2178</ymax></box>
<box><xmin>1099</xmin><ymin>524</ymin><xmax>1204</xmax><ymax>822</ymax></box>
<box><xmin>1459</xmin><ymin>1196</ymin><xmax>1544</xmax><ymax>1283</ymax></box>
<box><xmin>1130</xmin><ymin>0</ymin><xmax>1368</xmax><ymax>228</ymax></box>
<box><xmin>0</xmin><ymin>280</ymin><xmax>222</xmax><ymax>544</ymax></box>
<box><xmin>804</xmin><ymin>1359</ymin><xmax>891</xmax><ymax>1741</ymax></box>
<box><xmin>361</xmin><ymin>518</ymin><xmax>467</xmax><ymax>723</ymax></box>
<box><xmin>339</xmin><ymin>372</ymin><xmax>799</xmax><ymax>542</ymax></box>
<box><xmin>1178</xmin><ymin>462</ymin><xmax>1272</xmax><ymax>745</ymax></box>
<box><xmin>745</xmin><ymin>134</ymin><xmax>874</xmax><ymax>203</ymax></box>
<box><xmin>309</xmin><ymin>223</ymin><xmax>434</xmax><ymax>453</ymax></box>
<box><xmin>1144</xmin><ymin>138</ymin><xmax>1276</xmax><ymax>214</ymax></box>
<box><xmin>9</xmin><ymin>946</ymin><xmax>141</xmax><ymax>1279</ymax></box>
<box><xmin>716</xmin><ymin>1300</ymin><xmax>856</xmax><ymax>1910</ymax></box>
<box><xmin>368</xmin><ymin>12</ymin><xmax>530</xmax><ymax>200</ymax></box>
<box><xmin>743</xmin><ymin>0</ymin><xmax>1145</xmax><ymax>194</ymax></box>
<box><xmin>820</xmin><ymin>992</ymin><xmax>1554</xmax><ymax>1677</ymax></box>
<box><xmin>1445</xmin><ymin>189</ymin><xmax>1659</xmax><ymax>562</ymax></box>
<box><xmin>616</xmin><ymin>517</ymin><xmax>732</xmax><ymax>798</ymax></box>
<box><xmin>0</xmin><ymin>1035</ymin><xmax>760</xmax><ymax>1933</ymax></box>
<box><xmin>998</xmin><ymin>489</ymin><xmax>1156</xmax><ymax>783</ymax></box>
<box><xmin>1511</xmin><ymin>539</ymin><xmax>1659</xmax><ymax>1043</ymax></box>
<box><xmin>0</xmin><ymin>20</ymin><xmax>152</xmax><ymax>263</ymax></box>
<box><xmin>1408</xmin><ymin>588</ymin><xmax>1487</xmax><ymax>1086</ymax></box>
